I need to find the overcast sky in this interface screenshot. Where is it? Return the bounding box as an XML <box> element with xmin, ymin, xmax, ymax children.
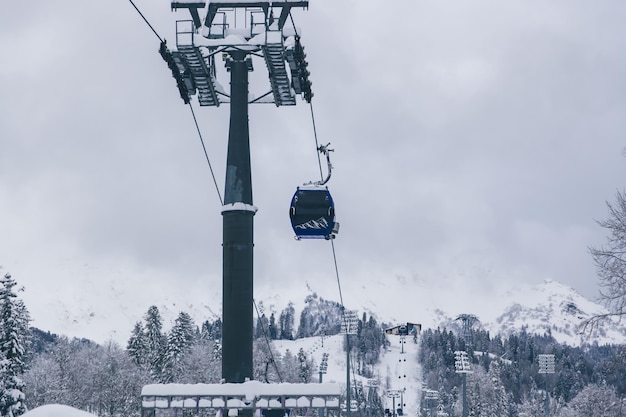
<box><xmin>1</xmin><ymin>1</ymin><xmax>625</xmax><ymax>338</ymax></box>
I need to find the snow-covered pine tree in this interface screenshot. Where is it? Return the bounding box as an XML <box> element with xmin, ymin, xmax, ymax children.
<box><xmin>268</xmin><ymin>313</ymin><xmax>277</xmax><ymax>340</ymax></box>
<box><xmin>211</xmin><ymin>318</ymin><xmax>222</xmax><ymax>341</ymax></box>
<box><xmin>279</xmin><ymin>303</ymin><xmax>295</xmax><ymax>340</ymax></box>
<box><xmin>144</xmin><ymin>306</ymin><xmax>166</xmax><ymax>382</ymax></box>
<box><xmin>163</xmin><ymin>312</ymin><xmax>196</xmax><ymax>382</ymax></box>
<box><xmin>0</xmin><ymin>273</ymin><xmax>31</xmax><ymax>417</ymax></box>
<box><xmin>127</xmin><ymin>321</ymin><xmax>148</xmax><ymax>367</ymax></box>
<box><xmin>296</xmin><ymin>348</ymin><xmax>313</xmax><ymax>383</ymax></box>
<box><xmin>255</xmin><ymin>314</ymin><xmax>269</xmax><ymax>340</ymax></box>
<box><xmin>279</xmin><ymin>349</ymin><xmax>298</xmax><ymax>383</ymax></box>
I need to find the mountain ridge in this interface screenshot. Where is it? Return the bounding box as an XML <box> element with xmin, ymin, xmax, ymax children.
<box><xmin>17</xmin><ymin>262</ymin><xmax>626</xmax><ymax>347</ymax></box>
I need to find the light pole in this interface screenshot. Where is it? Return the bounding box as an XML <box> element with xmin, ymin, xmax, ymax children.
<box><xmin>538</xmin><ymin>354</ymin><xmax>555</xmax><ymax>417</ymax></box>
<box><xmin>366</xmin><ymin>379</ymin><xmax>378</xmax><ymax>417</ymax></box>
<box><xmin>318</xmin><ymin>353</ymin><xmax>329</xmax><ymax>417</ymax></box>
<box><xmin>319</xmin><ymin>352</ymin><xmax>329</xmax><ymax>383</ymax></box>
<box><xmin>422</xmin><ymin>389</ymin><xmax>439</xmax><ymax>417</ymax></box>
<box><xmin>387</xmin><ymin>390</ymin><xmax>401</xmax><ymax>417</ymax></box>
<box><xmin>454</xmin><ymin>351</ymin><xmax>472</xmax><ymax>417</ymax></box>
<box><xmin>341</xmin><ymin>310</ymin><xmax>359</xmax><ymax>417</ymax></box>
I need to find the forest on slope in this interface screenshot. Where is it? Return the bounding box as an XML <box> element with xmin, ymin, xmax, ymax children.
<box><xmin>419</xmin><ymin>327</ymin><xmax>626</xmax><ymax>417</ymax></box>
<box><xmin>22</xmin><ymin>294</ymin><xmax>387</xmax><ymax>416</ymax></box>
<box><xmin>5</xmin><ymin>283</ymin><xmax>623</xmax><ymax>417</ymax></box>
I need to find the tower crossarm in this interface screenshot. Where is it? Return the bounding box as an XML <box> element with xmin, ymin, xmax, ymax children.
<box><xmin>203</xmin><ymin>1</ymin><xmax>309</xmax><ymax>33</ymax></box>
<box><xmin>171</xmin><ymin>1</ymin><xmax>207</xmax><ymax>29</ymax></box>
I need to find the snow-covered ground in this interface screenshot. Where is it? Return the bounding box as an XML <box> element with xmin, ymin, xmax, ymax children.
<box><xmin>23</xmin><ymin>404</ymin><xmax>97</xmax><ymax>417</ymax></box>
<box><xmin>273</xmin><ymin>333</ymin><xmax>422</xmax><ymax>416</ymax></box>
<box><xmin>23</xmin><ymin>333</ymin><xmax>419</xmax><ymax>417</ymax></box>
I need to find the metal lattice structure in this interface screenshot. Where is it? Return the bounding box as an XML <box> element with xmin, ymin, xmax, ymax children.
<box><xmin>164</xmin><ymin>0</ymin><xmax>312</xmax><ymax>107</ymax></box>
<box><xmin>455</xmin><ymin>314</ymin><xmax>479</xmax><ymax>347</ymax></box>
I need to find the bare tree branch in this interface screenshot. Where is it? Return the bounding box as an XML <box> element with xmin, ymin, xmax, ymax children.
<box><xmin>585</xmin><ymin>189</ymin><xmax>626</xmax><ymax>335</ymax></box>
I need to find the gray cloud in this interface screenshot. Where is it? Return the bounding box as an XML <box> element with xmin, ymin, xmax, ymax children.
<box><xmin>2</xmin><ymin>1</ymin><xmax>625</xmax><ymax>335</ymax></box>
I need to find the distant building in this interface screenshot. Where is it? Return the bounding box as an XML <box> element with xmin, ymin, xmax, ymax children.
<box><xmin>385</xmin><ymin>322</ymin><xmax>421</xmax><ymax>336</ymax></box>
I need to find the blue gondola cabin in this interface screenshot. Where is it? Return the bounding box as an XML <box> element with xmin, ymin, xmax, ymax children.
<box><xmin>289</xmin><ymin>185</ymin><xmax>338</xmax><ymax>239</ymax></box>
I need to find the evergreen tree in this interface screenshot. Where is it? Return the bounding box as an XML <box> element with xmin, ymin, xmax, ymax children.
<box><xmin>296</xmin><ymin>348</ymin><xmax>313</xmax><ymax>383</ymax></box>
<box><xmin>0</xmin><ymin>273</ymin><xmax>31</xmax><ymax>417</ymax></box>
<box><xmin>211</xmin><ymin>318</ymin><xmax>223</xmax><ymax>341</ymax></box>
<box><xmin>296</xmin><ymin>308</ymin><xmax>313</xmax><ymax>339</ymax></box>
<box><xmin>279</xmin><ymin>349</ymin><xmax>299</xmax><ymax>382</ymax></box>
<box><xmin>200</xmin><ymin>320</ymin><xmax>212</xmax><ymax>341</ymax></box>
<box><xmin>487</xmin><ymin>360</ymin><xmax>511</xmax><ymax>417</ymax></box>
<box><xmin>144</xmin><ymin>306</ymin><xmax>166</xmax><ymax>382</ymax></box>
<box><xmin>355</xmin><ymin>314</ymin><xmax>384</xmax><ymax>377</ymax></box>
<box><xmin>255</xmin><ymin>314</ymin><xmax>269</xmax><ymax>340</ymax></box>
<box><xmin>163</xmin><ymin>312</ymin><xmax>196</xmax><ymax>382</ymax></box>
<box><xmin>126</xmin><ymin>321</ymin><xmax>148</xmax><ymax>367</ymax></box>
<box><xmin>279</xmin><ymin>303</ymin><xmax>295</xmax><ymax>340</ymax></box>
<box><xmin>295</xmin><ymin>294</ymin><xmax>344</xmax><ymax>338</ymax></box>
<box><xmin>168</xmin><ymin>312</ymin><xmax>195</xmax><ymax>357</ymax></box>
<box><xmin>268</xmin><ymin>313</ymin><xmax>278</xmax><ymax>340</ymax></box>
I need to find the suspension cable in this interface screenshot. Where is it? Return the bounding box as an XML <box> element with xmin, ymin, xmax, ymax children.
<box><xmin>305</xmin><ymin>68</ymin><xmax>357</xmax><ymax>405</ymax></box>
<box><xmin>128</xmin><ymin>0</ymin><xmax>163</xmax><ymax>43</ymax></box>
<box><xmin>127</xmin><ymin>0</ymin><xmax>224</xmax><ymax>207</ymax></box>
<box><xmin>288</xmin><ymin>11</ymin><xmax>300</xmax><ymax>38</ymax></box>
<box><xmin>253</xmin><ymin>299</ymin><xmax>284</xmax><ymax>383</ymax></box>
<box><xmin>188</xmin><ymin>103</ymin><xmax>224</xmax><ymax>205</ymax></box>
<box><xmin>307</xmin><ymin>100</ymin><xmax>346</xmax><ymax>309</ymax></box>
<box><xmin>291</xmin><ymin>2</ymin><xmax>349</xmax><ymax>314</ymax></box>
<box><xmin>309</xmin><ymin>104</ymin><xmax>326</xmax><ymax>183</ymax></box>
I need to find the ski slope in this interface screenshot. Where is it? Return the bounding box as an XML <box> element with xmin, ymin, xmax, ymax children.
<box><xmin>273</xmin><ymin>333</ymin><xmax>423</xmax><ymax>416</ymax></box>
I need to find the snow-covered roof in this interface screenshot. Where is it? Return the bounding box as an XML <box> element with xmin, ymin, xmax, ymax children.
<box><xmin>142</xmin><ymin>381</ymin><xmax>342</xmax><ymax>411</ymax></box>
<box><xmin>142</xmin><ymin>380</ymin><xmax>342</xmax><ymax>397</ymax></box>
<box><xmin>172</xmin><ymin>0</ymin><xmax>206</xmax><ymax>4</ymax></box>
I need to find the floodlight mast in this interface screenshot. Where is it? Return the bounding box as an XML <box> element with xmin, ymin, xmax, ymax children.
<box><xmin>454</xmin><ymin>351</ymin><xmax>472</xmax><ymax>417</ymax></box>
<box><xmin>169</xmin><ymin>0</ymin><xmax>311</xmax><ymax>390</ymax></box>
<box><xmin>538</xmin><ymin>354</ymin><xmax>555</xmax><ymax>417</ymax></box>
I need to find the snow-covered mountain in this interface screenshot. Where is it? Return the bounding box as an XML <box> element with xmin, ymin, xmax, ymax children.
<box><xmin>17</xmin><ymin>259</ymin><xmax>626</xmax><ymax>347</ymax></box>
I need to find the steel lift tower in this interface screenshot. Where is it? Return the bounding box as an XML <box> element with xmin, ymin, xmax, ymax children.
<box><xmin>455</xmin><ymin>314</ymin><xmax>479</xmax><ymax>348</ymax></box>
<box><xmin>165</xmin><ymin>0</ymin><xmax>311</xmax><ymax>385</ymax></box>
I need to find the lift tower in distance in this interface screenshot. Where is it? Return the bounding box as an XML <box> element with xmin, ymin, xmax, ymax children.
<box><xmin>455</xmin><ymin>314</ymin><xmax>479</xmax><ymax>348</ymax></box>
<box><xmin>167</xmin><ymin>0</ymin><xmax>312</xmax><ymax>385</ymax></box>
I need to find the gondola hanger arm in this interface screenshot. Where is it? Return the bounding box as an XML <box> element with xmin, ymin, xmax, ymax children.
<box><xmin>315</xmin><ymin>143</ymin><xmax>333</xmax><ymax>186</ymax></box>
